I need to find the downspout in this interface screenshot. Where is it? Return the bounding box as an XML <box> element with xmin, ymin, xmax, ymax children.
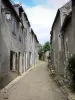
<box><xmin>0</xmin><ymin>0</ymin><xmax>2</xmax><ymax>69</ymax></box>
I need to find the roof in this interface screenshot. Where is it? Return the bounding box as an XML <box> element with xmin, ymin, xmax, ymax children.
<box><xmin>3</xmin><ymin>0</ymin><xmax>21</xmax><ymax>22</ymax></box>
<box><xmin>31</xmin><ymin>29</ymin><xmax>39</xmax><ymax>43</ymax></box>
<box><xmin>20</xmin><ymin>6</ymin><xmax>31</xmax><ymax>27</ymax></box>
<box><xmin>60</xmin><ymin>1</ymin><xmax>71</xmax><ymax>9</ymax></box>
<box><xmin>61</xmin><ymin>12</ymin><xmax>72</xmax><ymax>32</ymax></box>
<box><xmin>50</xmin><ymin>9</ymin><xmax>60</xmax><ymax>44</ymax></box>
<box><xmin>13</xmin><ymin>4</ymin><xmax>30</xmax><ymax>27</ymax></box>
<box><xmin>50</xmin><ymin>9</ymin><xmax>60</xmax><ymax>35</ymax></box>
<box><xmin>50</xmin><ymin>1</ymin><xmax>71</xmax><ymax>36</ymax></box>
<box><xmin>50</xmin><ymin>1</ymin><xmax>71</xmax><ymax>44</ymax></box>
<box><xmin>13</xmin><ymin>4</ymin><xmax>20</xmax><ymax>7</ymax></box>
<box><xmin>10</xmin><ymin>0</ymin><xmax>15</xmax><ymax>5</ymax></box>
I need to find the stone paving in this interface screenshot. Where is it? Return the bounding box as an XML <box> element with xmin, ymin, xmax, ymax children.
<box><xmin>1</xmin><ymin>62</ymin><xmax>68</xmax><ymax>100</ymax></box>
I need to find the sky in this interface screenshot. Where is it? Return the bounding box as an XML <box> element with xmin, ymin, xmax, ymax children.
<box><xmin>13</xmin><ymin>0</ymin><xmax>69</xmax><ymax>44</ymax></box>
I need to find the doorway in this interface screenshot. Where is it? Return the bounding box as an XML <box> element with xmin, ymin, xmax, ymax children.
<box><xmin>25</xmin><ymin>52</ymin><xmax>27</xmax><ymax>70</ymax></box>
<box><xmin>29</xmin><ymin>52</ymin><xmax>31</xmax><ymax>67</ymax></box>
<box><xmin>10</xmin><ymin>51</ymin><xmax>17</xmax><ymax>71</ymax></box>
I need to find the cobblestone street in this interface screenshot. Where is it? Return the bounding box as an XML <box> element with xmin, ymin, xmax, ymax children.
<box><xmin>1</xmin><ymin>62</ymin><xmax>68</xmax><ymax>100</ymax></box>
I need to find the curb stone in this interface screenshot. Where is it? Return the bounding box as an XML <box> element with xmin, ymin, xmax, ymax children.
<box><xmin>54</xmin><ymin>76</ymin><xmax>75</xmax><ymax>100</ymax></box>
<box><xmin>49</xmin><ymin>70</ymin><xmax>75</xmax><ymax>100</ymax></box>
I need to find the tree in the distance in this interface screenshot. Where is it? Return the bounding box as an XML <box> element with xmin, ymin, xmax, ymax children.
<box><xmin>38</xmin><ymin>41</ymin><xmax>50</xmax><ymax>60</ymax></box>
<box><xmin>43</xmin><ymin>41</ymin><xmax>50</xmax><ymax>53</ymax></box>
<box><xmin>38</xmin><ymin>46</ymin><xmax>43</xmax><ymax>60</ymax></box>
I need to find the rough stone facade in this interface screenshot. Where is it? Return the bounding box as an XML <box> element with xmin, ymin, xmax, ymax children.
<box><xmin>61</xmin><ymin>13</ymin><xmax>72</xmax><ymax>78</ymax></box>
<box><xmin>0</xmin><ymin>0</ymin><xmax>39</xmax><ymax>89</ymax></box>
<box><xmin>50</xmin><ymin>1</ymin><xmax>72</xmax><ymax>76</ymax></box>
<box><xmin>31</xmin><ymin>29</ymin><xmax>39</xmax><ymax>66</ymax></box>
<box><xmin>51</xmin><ymin>11</ymin><xmax>61</xmax><ymax>74</ymax></box>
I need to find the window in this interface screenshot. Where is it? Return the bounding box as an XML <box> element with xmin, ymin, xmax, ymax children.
<box><xmin>58</xmin><ymin>34</ymin><xmax>61</xmax><ymax>51</ymax></box>
<box><xmin>12</xmin><ymin>18</ymin><xmax>16</xmax><ymax>37</ymax></box>
<box><xmin>19</xmin><ymin>36</ymin><xmax>22</xmax><ymax>43</ymax></box>
<box><xmin>6</xmin><ymin>13</ymin><xmax>11</xmax><ymax>21</ymax></box>
<box><xmin>25</xmin><ymin>29</ymin><xmax>27</xmax><ymax>37</ymax></box>
<box><xmin>25</xmin><ymin>29</ymin><xmax>27</xmax><ymax>41</ymax></box>
<box><xmin>65</xmin><ymin>37</ymin><xmax>69</xmax><ymax>60</ymax></box>
<box><xmin>53</xmin><ymin>30</ymin><xmax>55</xmax><ymax>41</ymax></box>
<box><xmin>19</xmin><ymin>11</ymin><xmax>22</xmax><ymax>18</ymax></box>
<box><xmin>32</xmin><ymin>34</ymin><xmax>33</xmax><ymax>42</ymax></box>
<box><xmin>22</xmin><ymin>27</ymin><xmax>23</xmax><ymax>34</ymax></box>
<box><xmin>30</xmin><ymin>36</ymin><xmax>32</xmax><ymax>43</ymax></box>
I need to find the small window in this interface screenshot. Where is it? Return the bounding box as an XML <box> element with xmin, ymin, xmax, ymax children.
<box><xmin>58</xmin><ymin>36</ymin><xmax>61</xmax><ymax>51</ymax></box>
<box><xmin>19</xmin><ymin>36</ymin><xmax>22</xmax><ymax>43</ymax></box>
<box><xmin>53</xmin><ymin>30</ymin><xmax>55</xmax><ymax>41</ymax></box>
<box><xmin>6</xmin><ymin>13</ymin><xmax>11</xmax><ymax>21</ymax></box>
<box><xmin>25</xmin><ymin>29</ymin><xmax>27</xmax><ymax>37</ymax></box>
<box><xmin>22</xmin><ymin>27</ymin><xmax>23</xmax><ymax>34</ymax></box>
<box><xmin>32</xmin><ymin>34</ymin><xmax>33</xmax><ymax>42</ymax></box>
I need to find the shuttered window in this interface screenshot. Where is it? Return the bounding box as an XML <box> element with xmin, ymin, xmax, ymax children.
<box><xmin>12</xmin><ymin>17</ymin><xmax>16</xmax><ymax>37</ymax></box>
<box><xmin>6</xmin><ymin>13</ymin><xmax>11</xmax><ymax>21</ymax></box>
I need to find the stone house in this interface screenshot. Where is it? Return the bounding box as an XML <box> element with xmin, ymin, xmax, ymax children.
<box><xmin>34</xmin><ymin>33</ymin><xmax>39</xmax><ymax>64</ymax></box>
<box><xmin>13</xmin><ymin>4</ymin><xmax>31</xmax><ymax>70</ymax></box>
<box><xmin>50</xmin><ymin>1</ymin><xmax>72</xmax><ymax>76</ymax></box>
<box><xmin>0</xmin><ymin>0</ymin><xmax>26</xmax><ymax>89</ymax></box>
<box><xmin>13</xmin><ymin>4</ymin><xmax>39</xmax><ymax>69</ymax></box>
<box><xmin>60</xmin><ymin>12</ymin><xmax>72</xmax><ymax>78</ymax></box>
<box><xmin>31</xmin><ymin>29</ymin><xmax>39</xmax><ymax>66</ymax></box>
<box><xmin>44</xmin><ymin>51</ymin><xmax>50</xmax><ymax>61</ymax></box>
<box><xmin>59</xmin><ymin>0</ymin><xmax>75</xmax><ymax>78</ymax></box>
<box><xmin>50</xmin><ymin>9</ymin><xmax>61</xmax><ymax>74</ymax></box>
<box><xmin>0</xmin><ymin>0</ymin><xmax>39</xmax><ymax>89</ymax></box>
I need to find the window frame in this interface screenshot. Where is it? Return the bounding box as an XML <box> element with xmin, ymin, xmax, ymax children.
<box><xmin>5</xmin><ymin>13</ymin><xmax>11</xmax><ymax>21</ymax></box>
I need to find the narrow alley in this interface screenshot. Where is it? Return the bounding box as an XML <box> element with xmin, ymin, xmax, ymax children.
<box><xmin>1</xmin><ymin>62</ymin><xmax>68</xmax><ymax>100</ymax></box>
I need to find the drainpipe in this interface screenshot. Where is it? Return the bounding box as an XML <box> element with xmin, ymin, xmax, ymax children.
<box><xmin>0</xmin><ymin>0</ymin><xmax>2</xmax><ymax>70</ymax></box>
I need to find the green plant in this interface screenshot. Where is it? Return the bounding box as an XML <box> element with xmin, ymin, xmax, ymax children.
<box><xmin>43</xmin><ymin>41</ymin><xmax>50</xmax><ymax>53</ymax></box>
<box><xmin>38</xmin><ymin>41</ymin><xmax>51</xmax><ymax>60</ymax></box>
<box><xmin>67</xmin><ymin>54</ymin><xmax>75</xmax><ymax>92</ymax></box>
<box><xmin>38</xmin><ymin>46</ymin><xmax>43</xmax><ymax>60</ymax></box>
